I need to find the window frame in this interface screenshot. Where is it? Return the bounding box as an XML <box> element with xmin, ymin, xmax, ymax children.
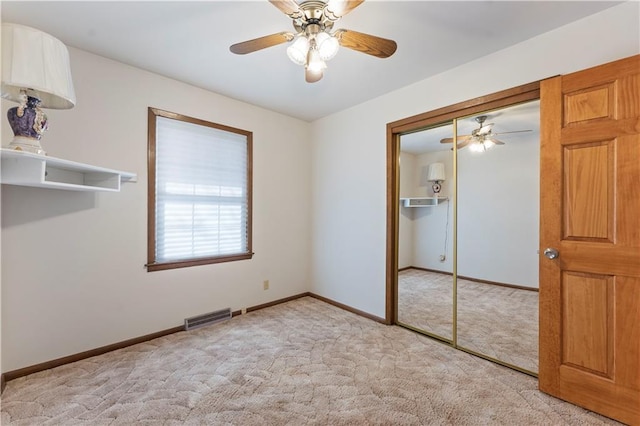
<box><xmin>147</xmin><ymin>107</ymin><xmax>253</xmax><ymax>272</ymax></box>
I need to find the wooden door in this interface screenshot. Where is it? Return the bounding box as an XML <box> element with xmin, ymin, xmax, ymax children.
<box><xmin>539</xmin><ymin>54</ymin><xmax>640</xmax><ymax>425</ymax></box>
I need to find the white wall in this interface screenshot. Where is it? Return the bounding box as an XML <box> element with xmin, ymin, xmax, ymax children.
<box><xmin>408</xmin><ymin>150</ymin><xmax>454</xmax><ymax>273</ymax></box>
<box><xmin>1</xmin><ymin>48</ymin><xmax>312</xmax><ymax>372</ymax></box>
<box><xmin>398</xmin><ymin>151</ymin><xmax>416</xmax><ymax>269</ymax></box>
<box><xmin>399</xmin><ymin>148</ymin><xmax>455</xmax><ymax>272</ymax></box>
<box><xmin>457</xmin><ymin>132</ymin><xmax>540</xmax><ymax>288</ymax></box>
<box><xmin>310</xmin><ymin>2</ymin><xmax>640</xmax><ymax>318</ymax></box>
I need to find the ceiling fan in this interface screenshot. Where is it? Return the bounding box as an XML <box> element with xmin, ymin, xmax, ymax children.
<box><xmin>440</xmin><ymin>115</ymin><xmax>532</xmax><ymax>152</ymax></box>
<box><xmin>229</xmin><ymin>0</ymin><xmax>397</xmax><ymax>83</ymax></box>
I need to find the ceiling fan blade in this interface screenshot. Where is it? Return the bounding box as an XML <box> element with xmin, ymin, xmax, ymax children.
<box><xmin>493</xmin><ymin>130</ymin><xmax>533</xmax><ymax>135</ymax></box>
<box><xmin>305</xmin><ymin>68</ymin><xmax>324</xmax><ymax>83</ymax></box>
<box><xmin>334</xmin><ymin>29</ymin><xmax>397</xmax><ymax>58</ymax></box>
<box><xmin>487</xmin><ymin>138</ymin><xmax>505</xmax><ymax>145</ymax></box>
<box><xmin>268</xmin><ymin>0</ymin><xmax>303</xmax><ymax>18</ymax></box>
<box><xmin>478</xmin><ymin>123</ymin><xmax>494</xmax><ymax>134</ymax></box>
<box><xmin>230</xmin><ymin>32</ymin><xmax>294</xmax><ymax>55</ymax></box>
<box><xmin>440</xmin><ymin>135</ymin><xmax>471</xmax><ymax>144</ymax></box>
<box><xmin>325</xmin><ymin>0</ymin><xmax>365</xmax><ymax>19</ymax></box>
<box><xmin>457</xmin><ymin>139</ymin><xmax>472</xmax><ymax>149</ymax></box>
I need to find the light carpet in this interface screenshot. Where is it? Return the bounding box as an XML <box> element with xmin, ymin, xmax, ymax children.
<box><xmin>1</xmin><ymin>297</ymin><xmax>619</xmax><ymax>425</ymax></box>
<box><xmin>398</xmin><ymin>269</ymin><xmax>538</xmax><ymax>373</ymax></box>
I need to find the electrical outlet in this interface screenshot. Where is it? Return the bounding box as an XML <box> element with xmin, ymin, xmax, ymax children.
<box><xmin>241</xmin><ymin>308</ymin><xmax>247</xmax><ymax>315</ymax></box>
<box><xmin>263</xmin><ymin>280</ymin><xmax>269</xmax><ymax>290</ymax></box>
<box><xmin>439</xmin><ymin>255</ymin><xmax>446</xmax><ymax>262</ymax></box>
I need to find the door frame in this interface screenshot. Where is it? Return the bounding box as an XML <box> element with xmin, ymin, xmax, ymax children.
<box><xmin>385</xmin><ymin>81</ymin><xmax>541</xmax><ymax>324</ymax></box>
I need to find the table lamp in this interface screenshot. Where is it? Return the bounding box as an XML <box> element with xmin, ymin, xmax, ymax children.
<box><xmin>1</xmin><ymin>23</ymin><xmax>76</xmax><ymax>155</ymax></box>
<box><xmin>427</xmin><ymin>162</ymin><xmax>446</xmax><ymax>196</ymax></box>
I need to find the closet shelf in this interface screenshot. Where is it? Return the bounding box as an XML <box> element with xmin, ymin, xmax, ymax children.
<box><xmin>1</xmin><ymin>148</ymin><xmax>137</xmax><ymax>192</ymax></box>
<box><xmin>400</xmin><ymin>197</ymin><xmax>448</xmax><ymax>207</ymax></box>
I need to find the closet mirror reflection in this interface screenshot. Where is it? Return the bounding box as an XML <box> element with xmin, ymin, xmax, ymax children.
<box><xmin>397</xmin><ymin>123</ymin><xmax>454</xmax><ymax>341</ymax></box>
<box><xmin>455</xmin><ymin>101</ymin><xmax>540</xmax><ymax>374</ymax></box>
<box><xmin>394</xmin><ymin>98</ymin><xmax>540</xmax><ymax>375</ymax></box>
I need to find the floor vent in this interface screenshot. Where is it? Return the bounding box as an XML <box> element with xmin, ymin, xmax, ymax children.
<box><xmin>184</xmin><ymin>308</ymin><xmax>231</xmax><ymax>331</ymax></box>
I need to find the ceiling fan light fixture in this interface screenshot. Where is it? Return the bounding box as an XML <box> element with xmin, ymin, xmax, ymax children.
<box><xmin>469</xmin><ymin>142</ymin><xmax>485</xmax><ymax>153</ymax></box>
<box><xmin>286</xmin><ymin>35</ymin><xmax>309</xmax><ymax>66</ymax></box>
<box><xmin>230</xmin><ymin>0</ymin><xmax>396</xmax><ymax>84</ymax></box>
<box><xmin>316</xmin><ymin>31</ymin><xmax>339</xmax><ymax>60</ymax></box>
<box><xmin>305</xmin><ymin>67</ymin><xmax>324</xmax><ymax>83</ymax></box>
<box><xmin>469</xmin><ymin>139</ymin><xmax>495</xmax><ymax>153</ymax></box>
<box><xmin>306</xmin><ymin>46</ymin><xmax>326</xmax><ymax>73</ymax></box>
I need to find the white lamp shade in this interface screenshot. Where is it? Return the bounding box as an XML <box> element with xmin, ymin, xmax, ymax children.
<box><xmin>427</xmin><ymin>162</ymin><xmax>446</xmax><ymax>182</ymax></box>
<box><xmin>1</xmin><ymin>23</ymin><xmax>76</xmax><ymax>109</ymax></box>
<box><xmin>286</xmin><ymin>35</ymin><xmax>309</xmax><ymax>66</ymax></box>
<box><xmin>469</xmin><ymin>142</ymin><xmax>483</xmax><ymax>153</ymax></box>
<box><xmin>316</xmin><ymin>32</ymin><xmax>339</xmax><ymax>61</ymax></box>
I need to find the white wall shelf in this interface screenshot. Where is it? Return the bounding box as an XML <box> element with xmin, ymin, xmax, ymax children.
<box><xmin>400</xmin><ymin>197</ymin><xmax>448</xmax><ymax>207</ymax></box>
<box><xmin>1</xmin><ymin>148</ymin><xmax>137</xmax><ymax>192</ymax></box>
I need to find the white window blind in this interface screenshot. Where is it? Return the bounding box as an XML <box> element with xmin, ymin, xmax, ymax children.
<box><xmin>155</xmin><ymin>116</ymin><xmax>249</xmax><ymax>263</ymax></box>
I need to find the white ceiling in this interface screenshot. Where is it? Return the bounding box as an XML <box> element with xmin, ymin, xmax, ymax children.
<box><xmin>1</xmin><ymin>1</ymin><xmax>620</xmax><ymax>122</ymax></box>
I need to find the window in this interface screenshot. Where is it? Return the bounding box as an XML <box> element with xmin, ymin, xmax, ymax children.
<box><xmin>147</xmin><ymin>108</ymin><xmax>253</xmax><ymax>271</ymax></box>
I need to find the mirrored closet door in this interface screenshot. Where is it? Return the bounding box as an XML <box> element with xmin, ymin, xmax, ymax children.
<box><xmin>397</xmin><ymin>123</ymin><xmax>454</xmax><ymax>342</ymax></box>
<box><xmin>393</xmin><ymin>92</ymin><xmax>541</xmax><ymax>376</ymax></box>
<box><xmin>455</xmin><ymin>101</ymin><xmax>540</xmax><ymax>374</ymax></box>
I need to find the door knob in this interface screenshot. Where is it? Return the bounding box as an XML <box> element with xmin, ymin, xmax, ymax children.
<box><xmin>544</xmin><ymin>248</ymin><xmax>559</xmax><ymax>259</ymax></box>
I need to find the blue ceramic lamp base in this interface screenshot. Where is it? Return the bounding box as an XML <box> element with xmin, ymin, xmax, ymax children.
<box><xmin>5</xmin><ymin>95</ymin><xmax>49</xmax><ymax>155</ymax></box>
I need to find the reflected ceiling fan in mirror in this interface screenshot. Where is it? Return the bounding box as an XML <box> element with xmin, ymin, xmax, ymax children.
<box><xmin>440</xmin><ymin>115</ymin><xmax>532</xmax><ymax>152</ymax></box>
<box><xmin>229</xmin><ymin>0</ymin><xmax>397</xmax><ymax>83</ymax></box>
